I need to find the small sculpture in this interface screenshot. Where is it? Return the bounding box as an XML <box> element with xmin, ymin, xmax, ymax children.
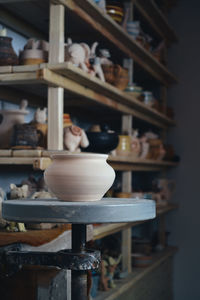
<box><xmin>89</xmin><ymin>42</ymin><xmax>105</xmax><ymax>81</ymax></box>
<box><xmin>19</xmin><ymin>38</ymin><xmax>49</xmax><ymax>65</ymax></box>
<box><xmin>63</xmin><ymin>125</ymin><xmax>89</xmax><ymax>152</ymax></box>
<box><xmin>31</xmin><ymin>107</ymin><xmax>48</xmax><ymax>148</ymax></box>
<box><xmin>10</xmin><ymin>184</ymin><xmax>29</xmax><ymax>199</ymax></box>
<box><xmin>0</xmin><ymin>188</ymin><xmax>7</xmax><ymax>228</ymax></box>
<box><xmin>65</xmin><ymin>38</ymin><xmax>90</xmax><ymax>73</ymax></box>
<box><xmin>65</xmin><ymin>39</ymin><xmax>105</xmax><ymax>81</ymax></box>
<box><xmin>99</xmin><ymin>49</ymin><xmax>113</xmax><ymax>65</ymax></box>
<box><xmin>130</xmin><ymin>129</ymin><xmax>141</xmax><ymax>158</ymax></box>
<box><xmin>139</xmin><ymin>135</ymin><xmax>149</xmax><ymax>159</ymax></box>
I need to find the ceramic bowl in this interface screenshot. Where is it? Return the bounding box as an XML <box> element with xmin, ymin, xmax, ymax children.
<box><xmin>83</xmin><ymin>132</ymin><xmax>119</xmax><ymax>154</ymax></box>
<box><xmin>44</xmin><ymin>153</ymin><xmax>115</xmax><ymax>201</ymax></box>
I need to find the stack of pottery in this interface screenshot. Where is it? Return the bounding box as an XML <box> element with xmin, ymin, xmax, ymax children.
<box><xmin>126</xmin><ymin>21</ymin><xmax>140</xmax><ymax>40</ymax></box>
<box><xmin>143</xmin><ymin>91</ymin><xmax>155</xmax><ymax>107</ymax></box>
<box><xmin>125</xmin><ymin>83</ymin><xmax>143</xmax><ymax>99</ymax></box>
<box><xmin>0</xmin><ymin>100</ymin><xmax>29</xmax><ymax>148</ymax></box>
<box><xmin>0</xmin><ymin>28</ymin><xmax>18</xmax><ymax>66</ymax></box>
<box><xmin>106</xmin><ymin>1</ymin><xmax>124</xmax><ymax>24</ymax></box>
<box><xmin>19</xmin><ymin>38</ymin><xmax>49</xmax><ymax>65</ymax></box>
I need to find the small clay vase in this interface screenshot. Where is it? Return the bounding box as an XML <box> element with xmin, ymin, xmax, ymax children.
<box><xmin>0</xmin><ymin>36</ymin><xmax>18</xmax><ymax>66</ymax></box>
<box><xmin>44</xmin><ymin>153</ymin><xmax>115</xmax><ymax>201</ymax></box>
<box><xmin>116</xmin><ymin>135</ymin><xmax>131</xmax><ymax>156</ymax></box>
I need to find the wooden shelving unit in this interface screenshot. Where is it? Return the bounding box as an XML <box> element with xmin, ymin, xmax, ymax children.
<box><xmin>134</xmin><ymin>0</ymin><xmax>178</xmax><ymax>44</ymax></box>
<box><xmin>94</xmin><ymin>204</ymin><xmax>178</xmax><ymax>240</ymax></box>
<box><xmin>0</xmin><ymin>0</ymin><xmax>179</xmax><ymax>298</ymax></box>
<box><xmin>95</xmin><ymin>246</ymin><xmax>178</xmax><ymax>300</ymax></box>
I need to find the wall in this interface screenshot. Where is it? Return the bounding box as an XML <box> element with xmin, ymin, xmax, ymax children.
<box><xmin>167</xmin><ymin>1</ymin><xmax>200</xmax><ymax>299</ymax></box>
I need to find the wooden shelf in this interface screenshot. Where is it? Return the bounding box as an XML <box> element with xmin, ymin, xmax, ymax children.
<box><xmin>93</xmin><ymin>204</ymin><xmax>178</xmax><ymax>240</ymax></box>
<box><xmin>59</xmin><ymin>0</ymin><xmax>178</xmax><ymax>86</ymax></box>
<box><xmin>0</xmin><ymin>150</ymin><xmax>178</xmax><ymax>171</ymax></box>
<box><xmin>134</xmin><ymin>0</ymin><xmax>178</xmax><ymax>44</ymax></box>
<box><xmin>108</xmin><ymin>156</ymin><xmax>178</xmax><ymax>171</ymax></box>
<box><xmin>95</xmin><ymin>246</ymin><xmax>178</xmax><ymax>300</ymax></box>
<box><xmin>0</xmin><ymin>64</ymin><xmax>175</xmax><ymax>128</ymax></box>
<box><xmin>0</xmin><ymin>0</ymin><xmax>177</xmax><ymax>86</ymax></box>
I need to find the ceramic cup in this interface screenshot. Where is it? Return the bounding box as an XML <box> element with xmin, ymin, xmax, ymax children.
<box><xmin>44</xmin><ymin>153</ymin><xmax>115</xmax><ymax>202</ymax></box>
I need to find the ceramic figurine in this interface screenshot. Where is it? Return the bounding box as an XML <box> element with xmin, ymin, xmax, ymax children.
<box><xmin>157</xmin><ymin>179</ymin><xmax>176</xmax><ymax>202</ymax></box>
<box><xmin>0</xmin><ymin>99</ymin><xmax>29</xmax><ymax>148</ymax></box>
<box><xmin>99</xmin><ymin>49</ymin><xmax>113</xmax><ymax>65</ymax></box>
<box><xmin>19</xmin><ymin>38</ymin><xmax>49</xmax><ymax>65</ymax></box>
<box><xmin>31</xmin><ymin>107</ymin><xmax>48</xmax><ymax>148</ymax></box>
<box><xmin>130</xmin><ymin>129</ymin><xmax>141</xmax><ymax>158</ymax></box>
<box><xmin>0</xmin><ymin>188</ymin><xmax>7</xmax><ymax>228</ymax></box>
<box><xmin>89</xmin><ymin>42</ymin><xmax>105</xmax><ymax>81</ymax></box>
<box><xmin>31</xmin><ymin>190</ymin><xmax>56</xmax><ymax>199</ymax></box>
<box><xmin>10</xmin><ymin>184</ymin><xmax>29</xmax><ymax>199</ymax></box>
<box><xmin>65</xmin><ymin>38</ymin><xmax>90</xmax><ymax>73</ymax></box>
<box><xmin>63</xmin><ymin>125</ymin><xmax>89</xmax><ymax>152</ymax></box>
<box><xmin>7</xmin><ymin>184</ymin><xmax>27</xmax><ymax>232</ymax></box>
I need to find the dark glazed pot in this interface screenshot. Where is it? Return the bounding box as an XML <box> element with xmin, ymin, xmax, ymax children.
<box><xmin>0</xmin><ymin>36</ymin><xmax>18</xmax><ymax>66</ymax></box>
<box><xmin>83</xmin><ymin>132</ymin><xmax>119</xmax><ymax>154</ymax></box>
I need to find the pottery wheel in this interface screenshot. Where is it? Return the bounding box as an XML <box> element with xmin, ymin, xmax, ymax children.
<box><xmin>2</xmin><ymin>198</ymin><xmax>155</xmax><ymax>224</ymax></box>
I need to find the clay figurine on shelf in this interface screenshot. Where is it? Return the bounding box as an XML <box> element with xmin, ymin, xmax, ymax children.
<box><xmin>65</xmin><ymin>38</ymin><xmax>91</xmax><ymax>73</ymax></box>
<box><xmin>0</xmin><ymin>188</ymin><xmax>7</xmax><ymax>228</ymax></box>
<box><xmin>63</xmin><ymin>125</ymin><xmax>89</xmax><ymax>152</ymax></box>
<box><xmin>130</xmin><ymin>129</ymin><xmax>141</xmax><ymax>158</ymax></box>
<box><xmin>19</xmin><ymin>38</ymin><xmax>49</xmax><ymax>65</ymax></box>
<box><xmin>157</xmin><ymin>179</ymin><xmax>176</xmax><ymax>203</ymax></box>
<box><xmin>31</xmin><ymin>107</ymin><xmax>48</xmax><ymax>148</ymax></box>
<box><xmin>89</xmin><ymin>42</ymin><xmax>105</xmax><ymax>81</ymax></box>
<box><xmin>99</xmin><ymin>49</ymin><xmax>113</xmax><ymax>65</ymax></box>
<box><xmin>139</xmin><ymin>135</ymin><xmax>149</xmax><ymax>159</ymax></box>
<box><xmin>0</xmin><ymin>99</ymin><xmax>29</xmax><ymax>149</ymax></box>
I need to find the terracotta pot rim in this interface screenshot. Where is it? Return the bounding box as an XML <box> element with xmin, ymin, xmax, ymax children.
<box><xmin>52</xmin><ymin>153</ymin><xmax>108</xmax><ymax>160</ymax></box>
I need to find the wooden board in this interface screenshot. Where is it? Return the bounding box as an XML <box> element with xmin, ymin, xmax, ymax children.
<box><xmin>0</xmin><ymin>225</ymin><xmax>70</xmax><ymax>247</ymax></box>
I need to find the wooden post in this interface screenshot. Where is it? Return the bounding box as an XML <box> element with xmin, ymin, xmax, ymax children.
<box><xmin>48</xmin><ymin>3</ymin><xmax>65</xmax><ymax>150</ymax></box>
<box><xmin>121</xmin><ymin>115</ymin><xmax>133</xmax><ymax>274</ymax></box>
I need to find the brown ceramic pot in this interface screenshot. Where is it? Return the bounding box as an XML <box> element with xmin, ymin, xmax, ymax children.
<box><xmin>0</xmin><ymin>36</ymin><xmax>18</xmax><ymax>66</ymax></box>
<box><xmin>44</xmin><ymin>153</ymin><xmax>115</xmax><ymax>202</ymax></box>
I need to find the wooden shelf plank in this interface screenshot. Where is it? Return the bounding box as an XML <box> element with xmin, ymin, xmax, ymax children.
<box><xmin>58</xmin><ymin>0</ymin><xmax>178</xmax><ymax>86</ymax></box>
<box><xmin>0</xmin><ymin>150</ymin><xmax>178</xmax><ymax>171</ymax></box>
<box><xmin>134</xmin><ymin>0</ymin><xmax>178</xmax><ymax>43</ymax></box>
<box><xmin>108</xmin><ymin>155</ymin><xmax>178</xmax><ymax>171</ymax></box>
<box><xmin>95</xmin><ymin>246</ymin><xmax>178</xmax><ymax>300</ymax></box>
<box><xmin>0</xmin><ymin>64</ymin><xmax>176</xmax><ymax>128</ymax></box>
<box><xmin>93</xmin><ymin>204</ymin><xmax>178</xmax><ymax>240</ymax></box>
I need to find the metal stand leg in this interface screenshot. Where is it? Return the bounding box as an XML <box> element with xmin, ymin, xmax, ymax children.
<box><xmin>72</xmin><ymin>224</ymin><xmax>87</xmax><ymax>300</ymax></box>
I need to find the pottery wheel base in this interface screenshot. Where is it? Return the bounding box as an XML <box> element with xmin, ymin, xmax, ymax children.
<box><xmin>2</xmin><ymin>198</ymin><xmax>155</xmax><ymax>300</ymax></box>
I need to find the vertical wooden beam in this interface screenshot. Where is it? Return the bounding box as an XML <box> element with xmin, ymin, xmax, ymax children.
<box><xmin>48</xmin><ymin>3</ymin><xmax>65</xmax><ymax>150</ymax></box>
<box><xmin>121</xmin><ymin>114</ymin><xmax>133</xmax><ymax>274</ymax></box>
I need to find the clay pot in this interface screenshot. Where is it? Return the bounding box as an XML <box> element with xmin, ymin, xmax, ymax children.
<box><xmin>0</xmin><ymin>108</ymin><xmax>29</xmax><ymax>148</ymax></box>
<box><xmin>44</xmin><ymin>153</ymin><xmax>115</xmax><ymax>201</ymax></box>
<box><xmin>0</xmin><ymin>36</ymin><xmax>18</xmax><ymax>66</ymax></box>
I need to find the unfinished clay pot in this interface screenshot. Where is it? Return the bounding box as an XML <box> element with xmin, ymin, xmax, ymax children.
<box><xmin>44</xmin><ymin>153</ymin><xmax>115</xmax><ymax>201</ymax></box>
